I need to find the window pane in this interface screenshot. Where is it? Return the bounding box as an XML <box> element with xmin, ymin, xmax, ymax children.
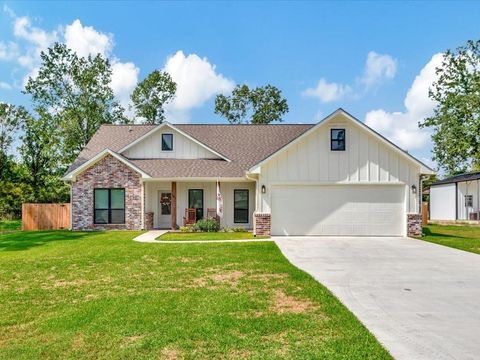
<box><xmin>94</xmin><ymin>189</ymin><xmax>108</xmax><ymax>209</ymax></box>
<box><xmin>111</xmin><ymin>189</ymin><xmax>125</xmax><ymax>209</ymax></box>
<box><xmin>110</xmin><ymin>209</ymin><xmax>125</xmax><ymax>224</ymax></box>
<box><xmin>161</xmin><ymin>192</ymin><xmax>171</xmax><ymax>215</ymax></box>
<box><xmin>189</xmin><ymin>189</ymin><xmax>203</xmax><ymax>220</ymax></box>
<box><xmin>234</xmin><ymin>190</ymin><xmax>248</xmax><ymax>210</ymax></box>
<box><xmin>162</xmin><ymin>134</ymin><xmax>173</xmax><ymax>151</ymax></box>
<box><xmin>95</xmin><ymin>209</ymin><xmax>108</xmax><ymax>224</ymax></box>
<box><xmin>332</xmin><ymin>129</ymin><xmax>345</xmax><ymax>140</ymax></box>
<box><xmin>234</xmin><ymin>209</ymin><xmax>248</xmax><ymax>223</ymax></box>
<box><xmin>332</xmin><ymin>140</ymin><xmax>345</xmax><ymax>151</ymax></box>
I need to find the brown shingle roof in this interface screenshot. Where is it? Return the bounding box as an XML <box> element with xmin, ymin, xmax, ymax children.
<box><xmin>68</xmin><ymin>123</ymin><xmax>313</xmax><ymax>178</ymax></box>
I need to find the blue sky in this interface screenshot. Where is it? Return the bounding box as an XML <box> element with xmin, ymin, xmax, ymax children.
<box><xmin>1</xmin><ymin>1</ymin><xmax>480</xmax><ymax>166</ymax></box>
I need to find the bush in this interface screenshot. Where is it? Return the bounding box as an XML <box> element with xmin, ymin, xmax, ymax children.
<box><xmin>179</xmin><ymin>226</ymin><xmax>190</xmax><ymax>232</ymax></box>
<box><xmin>195</xmin><ymin>218</ymin><xmax>220</xmax><ymax>232</ymax></box>
<box><xmin>231</xmin><ymin>227</ymin><xmax>248</xmax><ymax>232</ymax></box>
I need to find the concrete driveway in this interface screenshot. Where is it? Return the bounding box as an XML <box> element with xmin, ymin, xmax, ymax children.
<box><xmin>275</xmin><ymin>236</ymin><xmax>480</xmax><ymax>360</ymax></box>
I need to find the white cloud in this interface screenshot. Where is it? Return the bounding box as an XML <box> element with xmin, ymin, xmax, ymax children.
<box><xmin>64</xmin><ymin>19</ymin><xmax>113</xmax><ymax>58</ymax></box>
<box><xmin>163</xmin><ymin>50</ymin><xmax>235</xmax><ymax>121</ymax></box>
<box><xmin>111</xmin><ymin>61</ymin><xmax>139</xmax><ymax>111</ymax></box>
<box><xmin>302</xmin><ymin>78</ymin><xmax>352</xmax><ymax>103</ymax></box>
<box><xmin>13</xmin><ymin>16</ymin><xmax>57</xmax><ymax>50</ymax></box>
<box><xmin>361</xmin><ymin>51</ymin><xmax>397</xmax><ymax>87</ymax></box>
<box><xmin>365</xmin><ymin>53</ymin><xmax>443</xmax><ymax>150</ymax></box>
<box><xmin>0</xmin><ymin>41</ymin><xmax>18</xmax><ymax>60</ymax></box>
<box><xmin>0</xmin><ymin>81</ymin><xmax>12</xmax><ymax>90</ymax></box>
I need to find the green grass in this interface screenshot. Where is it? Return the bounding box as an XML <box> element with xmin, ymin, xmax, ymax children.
<box><xmin>0</xmin><ymin>230</ymin><xmax>391</xmax><ymax>359</ymax></box>
<box><xmin>0</xmin><ymin>219</ymin><xmax>21</xmax><ymax>234</ymax></box>
<box><xmin>158</xmin><ymin>231</ymin><xmax>268</xmax><ymax>241</ymax></box>
<box><xmin>421</xmin><ymin>224</ymin><xmax>480</xmax><ymax>254</ymax></box>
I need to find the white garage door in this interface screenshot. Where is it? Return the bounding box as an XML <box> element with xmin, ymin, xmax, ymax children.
<box><xmin>271</xmin><ymin>185</ymin><xmax>405</xmax><ymax>236</ymax></box>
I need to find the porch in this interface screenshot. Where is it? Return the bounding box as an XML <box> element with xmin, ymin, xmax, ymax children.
<box><xmin>142</xmin><ymin>180</ymin><xmax>256</xmax><ymax>230</ymax></box>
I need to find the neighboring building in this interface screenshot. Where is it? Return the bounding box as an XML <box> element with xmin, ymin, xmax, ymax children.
<box><xmin>63</xmin><ymin>109</ymin><xmax>434</xmax><ymax>236</ymax></box>
<box><xmin>430</xmin><ymin>172</ymin><xmax>480</xmax><ymax>221</ymax></box>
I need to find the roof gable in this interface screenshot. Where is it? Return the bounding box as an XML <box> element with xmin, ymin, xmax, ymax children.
<box><xmin>249</xmin><ymin>108</ymin><xmax>435</xmax><ymax>175</ymax></box>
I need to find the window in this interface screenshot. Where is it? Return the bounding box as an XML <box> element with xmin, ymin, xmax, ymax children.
<box><xmin>94</xmin><ymin>189</ymin><xmax>125</xmax><ymax>224</ymax></box>
<box><xmin>188</xmin><ymin>189</ymin><xmax>203</xmax><ymax>220</ymax></box>
<box><xmin>162</xmin><ymin>133</ymin><xmax>173</xmax><ymax>151</ymax></box>
<box><xmin>331</xmin><ymin>129</ymin><xmax>345</xmax><ymax>151</ymax></box>
<box><xmin>465</xmin><ymin>195</ymin><xmax>473</xmax><ymax>207</ymax></box>
<box><xmin>234</xmin><ymin>189</ymin><xmax>249</xmax><ymax>223</ymax></box>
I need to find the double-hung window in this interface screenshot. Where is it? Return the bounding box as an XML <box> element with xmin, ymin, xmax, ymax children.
<box><xmin>234</xmin><ymin>189</ymin><xmax>249</xmax><ymax>223</ymax></box>
<box><xmin>94</xmin><ymin>189</ymin><xmax>125</xmax><ymax>224</ymax></box>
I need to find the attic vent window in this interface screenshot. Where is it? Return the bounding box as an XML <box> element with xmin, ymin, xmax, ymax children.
<box><xmin>331</xmin><ymin>129</ymin><xmax>345</xmax><ymax>151</ymax></box>
<box><xmin>162</xmin><ymin>133</ymin><xmax>173</xmax><ymax>151</ymax></box>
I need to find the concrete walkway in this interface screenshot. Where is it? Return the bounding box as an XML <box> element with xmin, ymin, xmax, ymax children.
<box><xmin>275</xmin><ymin>236</ymin><xmax>480</xmax><ymax>360</ymax></box>
<box><xmin>133</xmin><ymin>230</ymin><xmax>273</xmax><ymax>244</ymax></box>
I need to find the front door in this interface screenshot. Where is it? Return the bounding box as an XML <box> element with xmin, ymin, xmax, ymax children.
<box><xmin>158</xmin><ymin>191</ymin><xmax>172</xmax><ymax>228</ymax></box>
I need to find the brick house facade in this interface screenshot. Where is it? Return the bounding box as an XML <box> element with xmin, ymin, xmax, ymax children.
<box><xmin>71</xmin><ymin>155</ymin><xmax>143</xmax><ymax>230</ymax></box>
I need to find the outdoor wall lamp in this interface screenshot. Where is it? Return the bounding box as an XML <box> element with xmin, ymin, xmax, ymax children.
<box><xmin>261</xmin><ymin>185</ymin><xmax>266</xmax><ymax>194</ymax></box>
<box><xmin>411</xmin><ymin>185</ymin><xmax>417</xmax><ymax>194</ymax></box>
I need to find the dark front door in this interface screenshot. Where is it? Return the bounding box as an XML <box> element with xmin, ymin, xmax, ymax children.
<box><xmin>188</xmin><ymin>189</ymin><xmax>204</xmax><ymax>220</ymax></box>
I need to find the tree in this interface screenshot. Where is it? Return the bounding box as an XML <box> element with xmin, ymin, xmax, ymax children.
<box><xmin>420</xmin><ymin>40</ymin><xmax>480</xmax><ymax>175</ymax></box>
<box><xmin>20</xmin><ymin>108</ymin><xmax>67</xmax><ymax>203</ymax></box>
<box><xmin>215</xmin><ymin>84</ymin><xmax>289</xmax><ymax>124</ymax></box>
<box><xmin>0</xmin><ymin>103</ymin><xmax>28</xmax><ymax>180</ymax></box>
<box><xmin>131</xmin><ymin>70</ymin><xmax>176</xmax><ymax>124</ymax></box>
<box><xmin>24</xmin><ymin>43</ymin><xmax>128</xmax><ymax>165</ymax></box>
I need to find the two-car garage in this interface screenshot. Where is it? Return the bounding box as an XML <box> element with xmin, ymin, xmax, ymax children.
<box><xmin>270</xmin><ymin>185</ymin><xmax>406</xmax><ymax>236</ymax></box>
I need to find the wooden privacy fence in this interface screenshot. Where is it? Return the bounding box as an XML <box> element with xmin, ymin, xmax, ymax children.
<box><xmin>422</xmin><ymin>202</ymin><xmax>429</xmax><ymax>226</ymax></box>
<box><xmin>22</xmin><ymin>203</ymin><xmax>70</xmax><ymax>231</ymax></box>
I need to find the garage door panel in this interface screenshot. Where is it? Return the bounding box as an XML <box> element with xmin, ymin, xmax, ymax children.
<box><xmin>271</xmin><ymin>185</ymin><xmax>405</xmax><ymax>236</ymax></box>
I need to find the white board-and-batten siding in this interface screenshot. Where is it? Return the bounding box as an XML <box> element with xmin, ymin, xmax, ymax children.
<box><xmin>258</xmin><ymin>116</ymin><xmax>421</xmax><ymax>214</ymax></box>
<box><xmin>122</xmin><ymin>127</ymin><xmax>220</xmax><ymax>159</ymax></box>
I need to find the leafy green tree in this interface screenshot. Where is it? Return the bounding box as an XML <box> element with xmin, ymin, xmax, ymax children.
<box><xmin>131</xmin><ymin>70</ymin><xmax>176</xmax><ymax>124</ymax></box>
<box><xmin>24</xmin><ymin>43</ymin><xmax>128</xmax><ymax>165</ymax></box>
<box><xmin>215</xmin><ymin>84</ymin><xmax>289</xmax><ymax>124</ymax></box>
<box><xmin>0</xmin><ymin>103</ymin><xmax>28</xmax><ymax>180</ymax></box>
<box><xmin>420</xmin><ymin>40</ymin><xmax>480</xmax><ymax>175</ymax></box>
<box><xmin>20</xmin><ymin>108</ymin><xmax>67</xmax><ymax>202</ymax></box>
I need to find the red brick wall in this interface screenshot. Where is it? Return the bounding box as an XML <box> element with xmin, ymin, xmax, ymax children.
<box><xmin>254</xmin><ymin>213</ymin><xmax>271</xmax><ymax>236</ymax></box>
<box><xmin>71</xmin><ymin>155</ymin><xmax>142</xmax><ymax>230</ymax></box>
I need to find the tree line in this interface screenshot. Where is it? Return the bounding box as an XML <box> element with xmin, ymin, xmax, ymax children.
<box><xmin>0</xmin><ymin>43</ymin><xmax>289</xmax><ymax>219</ymax></box>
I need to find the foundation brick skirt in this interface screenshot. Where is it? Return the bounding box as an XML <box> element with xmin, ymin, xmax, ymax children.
<box><xmin>145</xmin><ymin>212</ymin><xmax>154</xmax><ymax>230</ymax></box>
<box><xmin>254</xmin><ymin>213</ymin><xmax>271</xmax><ymax>236</ymax></box>
<box><xmin>407</xmin><ymin>213</ymin><xmax>422</xmax><ymax>237</ymax></box>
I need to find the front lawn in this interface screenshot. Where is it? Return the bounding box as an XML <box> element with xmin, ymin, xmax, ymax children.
<box><xmin>0</xmin><ymin>230</ymin><xmax>390</xmax><ymax>359</ymax></box>
<box><xmin>158</xmin><ymin>231</ymin><xmax>268</xmax><ymax>241</ymax></box>
<box><xmin>421</xmin><ymin>224</ymin><xmax>480</xmax><ymax>254</ymax></box>
<box><xmin>0</xmin><ymin>219</ymin><xmax>21</xmax><ymax>234</ymax></box>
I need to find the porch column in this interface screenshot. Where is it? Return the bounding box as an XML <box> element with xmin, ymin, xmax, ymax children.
<box><xmin>171</xmin><ymin>181</ymin><xmax>177</xmax><ymax>230</ymax></box>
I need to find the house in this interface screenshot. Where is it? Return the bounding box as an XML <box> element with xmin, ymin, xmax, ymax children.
<box><xmin>63</xmin><ymin>108</ymin><xmax>434</xmax><ymax>237</ymax></box>
<box><xmin>430</xmin><ymin>171</ymin><xmax>480</xmax><ymax>221</ymax></box>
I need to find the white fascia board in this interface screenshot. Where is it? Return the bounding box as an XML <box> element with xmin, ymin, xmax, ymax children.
<box><xmin>62</xmin><ymin>149</ymin><xmax>151</xmax><ymax>181</ymax></box>
<box><xmin>118</xmin><ymin>122</ymin><xmax>231</xmax><ymax>162</ymax></box>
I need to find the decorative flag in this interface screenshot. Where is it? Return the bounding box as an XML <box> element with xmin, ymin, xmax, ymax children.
<box><xmin>216</xmin><ymin>181</ymin><xmax>224</xmax><ymax>218</ymax></box>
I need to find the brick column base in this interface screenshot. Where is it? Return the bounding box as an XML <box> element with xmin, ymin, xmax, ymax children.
<box><xmin>145</xmin><ymin>212</ymin><xmax>154</xmax><ymax>230</ymax></box>
<box><xmin>254</xmin><ymin>213</ymin><xmax>271</xmax><ymax>236</ymax></box>
<box><xmin>407</xmin><ymin>213</ymin><xmax>422</xmax><ymax>237</ymax></box>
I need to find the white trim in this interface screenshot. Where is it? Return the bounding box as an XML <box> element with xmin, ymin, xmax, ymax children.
<box><xmin>62</xmin><ymin>149</ymin><xmax>152</xmax><ymax>181</ymax></box>
<box><xmin>269</xmin><ymin>181</ymin><xmax>407</xmax><ymax>186</ymax></box>
<box><xmin>118</xmin><ymin>122</ymin><xmax>231</xmax><ymax>162</ymax></box>
<box><xmin>142</xmin><ymin>177</ymin><xmax>252</xmax><ymax>182</ymax></box>
<box><xmin>248</xmin><ymin>108</ymin><xmax>435</xmax><ymax>175</ymax></box>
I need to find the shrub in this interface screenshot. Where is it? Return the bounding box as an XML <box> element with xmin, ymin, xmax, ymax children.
<box><xmin>179</xmin><ymin>226</ymin><xmax>190</xmax><ymax>232</ymax></box>
<box><xmin>231</xmin><ymin>227</ymin><xmax>247</xmax><ymax>232</ymax></box>
<box><xmin>195</xmin><ymin>218</ymin><xmax>220</xmax><ymax>232</ymax></box>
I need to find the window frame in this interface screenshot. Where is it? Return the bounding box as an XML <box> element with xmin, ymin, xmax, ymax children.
<box><xmin>188</xmin><ymin>189</ymin><xmax>204</xmax><ymax>220</ymax></box>
<box><xmin>161</xmin><ymin>133</ymin><xmax>174</xmax><ymax>151</ymax></box>
<box><xmin>330</xmin><ymin>128</ymin><xmax>346</xmax><ymax>151</ymax></box>
<box><xmin>94</xmin><ymin>188</ymin><xmax>125</xmax><ymax>224</ymax></box>
<box><xmin>233</xmin><ymin>189</ymin><xmax>249</xmax><ymax>224</ymax></box>
<box><xmin>465</xmin><ymin>194</ymin><xmax>474</xmax><ymax>207</ymax></box>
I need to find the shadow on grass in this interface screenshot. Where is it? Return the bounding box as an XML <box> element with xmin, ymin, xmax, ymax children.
<box><xmin>0</xmin><ymin>230</ymin><xmax>104</xmax><ymax>252</ymax></box>
<box><xmin>423</xmin><ymin>227</ymin><xmax>469</xmax><ymax>239</ymax></box>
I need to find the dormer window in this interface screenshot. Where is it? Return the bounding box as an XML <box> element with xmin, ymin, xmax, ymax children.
<box><xmin>162</xmin><ymin>133</ymin><xmax>173</xmax><ymax>151</ymax></box>
<box><xmin>331</xmin><ymin>129</ymin><xmax>345</xmax><ymax>151</ymax></box>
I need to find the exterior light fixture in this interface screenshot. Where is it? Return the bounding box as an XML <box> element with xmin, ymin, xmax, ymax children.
<box><xmin>261</xmin><ymin>185</ymin><xmax>266</xmax><ymax>194</ymax></box>
<box><xmin>411</xmin><ymin>185</ymin><xmax>417</xmax><ymax>194</ymax></box>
